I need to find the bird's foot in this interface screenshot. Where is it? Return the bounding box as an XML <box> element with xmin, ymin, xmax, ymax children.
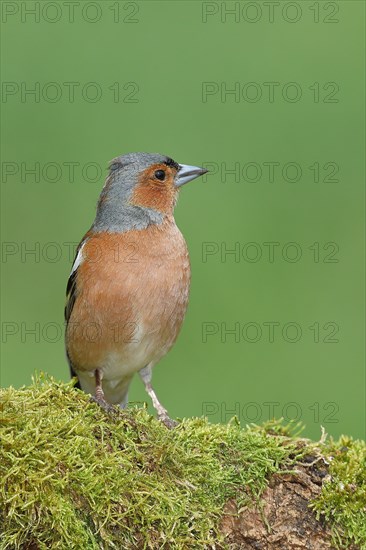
<box><xmin>158</xmin><ymin>413</ymin><xmax>178</xmax><ymax>429</ymax></box>
<box><xmin>90</xmin><ymin>395</ymin><xmax>115</xmax><ymax>415</ymax></box>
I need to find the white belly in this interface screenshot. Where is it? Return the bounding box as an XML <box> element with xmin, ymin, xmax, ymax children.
<box><xmin>76</xmin><ymin>322</ymin><xmax>171</xmax><ymax>405</ymax></box>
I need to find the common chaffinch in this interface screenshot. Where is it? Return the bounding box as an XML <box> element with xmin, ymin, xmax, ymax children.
<box><xmin>65</xmin><ymin>152</ymin><xmax>207</xmax><ymax>427</ymax></box>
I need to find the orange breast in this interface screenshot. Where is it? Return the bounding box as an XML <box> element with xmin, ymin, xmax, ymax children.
<box><xmin>66</xmin><ymin>217</ymin><xmax>190</xmax><ymax>378</ymax></box>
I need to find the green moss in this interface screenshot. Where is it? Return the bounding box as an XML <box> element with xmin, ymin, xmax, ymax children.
<box><xmin>310</xmin><ymin>436</ymin><xmax>366</xmax><ymax>549</ymax></box>
<box><xmin>0</xmin><ymin>377</ymin><xmax>365</xmax><ymax>549</ymax></box>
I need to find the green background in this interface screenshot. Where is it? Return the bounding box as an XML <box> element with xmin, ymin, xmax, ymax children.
<box><xmin>1</xmin><ymin>0</ymin><xmax>365</xmax><ymax>440</ymax></box>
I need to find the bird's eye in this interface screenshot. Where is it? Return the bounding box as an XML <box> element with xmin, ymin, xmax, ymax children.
<box><xmin>154</xmin><ymin>170</ymin><xmax>166</xmax><ymax>181</ymax></box>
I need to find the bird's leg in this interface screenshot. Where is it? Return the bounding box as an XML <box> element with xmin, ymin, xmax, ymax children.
<box><xmin>139</xmin><ymin>365</ymin><xmax>178</xmax><ymax>429</ymax></box>
<box><xmin>91</xmin><ymin>368</ymin><xmax>114</xmax><ymax>413</ymax></box>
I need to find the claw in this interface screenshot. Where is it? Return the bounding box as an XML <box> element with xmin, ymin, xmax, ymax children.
<box><xmin>90</xmin><ymin>395</ymin><xmax>115</xmax><ymax>415</ymax></box>
<box><xmin>158</xmin><ymin>414</ymin><xmax>178</xmax><ymax>429</ymax></box>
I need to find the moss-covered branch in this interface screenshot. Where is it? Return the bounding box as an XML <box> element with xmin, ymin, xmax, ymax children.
<box><xmin>0</xmin><ymin>378</ymin><xmax>365</xmax><ymax>549</ymax></box>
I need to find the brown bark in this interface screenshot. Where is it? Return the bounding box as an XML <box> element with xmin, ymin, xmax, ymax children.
<box><xmin>220</xmin><ymin>456</ymin><xmax>358</xmax><ymax>549</ymax></box>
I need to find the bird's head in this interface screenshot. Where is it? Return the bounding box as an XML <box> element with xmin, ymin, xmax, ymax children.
<box><xmin>93</xmin><ymin>152</ymin><xmax>208</xmax><ymax>232</ymax></box>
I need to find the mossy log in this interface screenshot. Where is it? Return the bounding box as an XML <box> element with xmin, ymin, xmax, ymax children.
<box><xmin>0</xmin><ymin>378</ymin><xmax>365</xmax><ymax>549</ymax></box>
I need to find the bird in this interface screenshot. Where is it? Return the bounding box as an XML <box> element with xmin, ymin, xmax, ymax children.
<box><xmin>65</xmin><ymin>152</ymin><xmax>208</xmax><ymax>427</ymax></box>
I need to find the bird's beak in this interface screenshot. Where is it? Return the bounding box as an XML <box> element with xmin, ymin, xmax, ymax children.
<box><xmin>175</xmin><ymin>164</ymin><xmax>208</xmax><ymax>187</ymax></box>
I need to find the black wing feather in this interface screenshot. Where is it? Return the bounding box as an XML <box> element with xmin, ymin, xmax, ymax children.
<box><xmin>65</xmin><ymin>242</ymin><xmax>86</xmax><ymax>387</ymax></box>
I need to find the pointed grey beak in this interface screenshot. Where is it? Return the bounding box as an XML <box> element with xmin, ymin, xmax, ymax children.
<box><xmin>175</xmin><ymin>164</ymin><xmax>208</xmax><ymax>187</ymax></box>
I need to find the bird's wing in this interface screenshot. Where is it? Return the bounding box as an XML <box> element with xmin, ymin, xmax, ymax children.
<box><xmin>65</xmin><ymin>240</ymin><xmax>86</xmax><ymax>324</ymax></box>
<box><xmin>65</xmin><ymin>238</ymin><xmax>88</xmax><ymax>382</ymax></box>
